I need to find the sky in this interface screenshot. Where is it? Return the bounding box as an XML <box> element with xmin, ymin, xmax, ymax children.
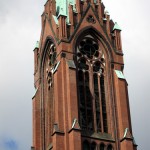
<box><xmin>0</xmin><ymin>0</ymin><xmax>149</xmax><ymax>150</ymax></box>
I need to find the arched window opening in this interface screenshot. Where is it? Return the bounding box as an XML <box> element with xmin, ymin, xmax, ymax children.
<box><xmin>83</xmin><ymin>141</ymin><xmax>90</xmax><ymax>150</ymax></box>
<box><xmin>107</xmin><ymin>145</ymin><xmax>113</xmax><ymax>150</ymax></box>
<box><xmin>100</xmin><ymin>143</ymin><xmax>105</xmax><ymax>150</ymax></box>
<box><xmin>42</xmin><ymin>41</ymin><xmax>56</xmax><ymax>145</ymax></box>
<box><xmin>77</xmin><ymin>34</ymin><xmax>108</xmax><ymax>133</ymax></box>
<box><xmin>91</xmin><ymin>142</ymin><xmax>97</xmax><ymax>150</ymax></box>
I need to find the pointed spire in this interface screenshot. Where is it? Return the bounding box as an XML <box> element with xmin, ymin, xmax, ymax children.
<box><xmin>113</xmin><ymin>22</ymin><xmax>122</xmax><ymax>31</ymax></box>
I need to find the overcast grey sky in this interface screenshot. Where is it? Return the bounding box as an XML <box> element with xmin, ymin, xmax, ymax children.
<box><xmin>0</xmin><ymin>0</ymin><xmax>149</xmax><ymax>150</ymax></box>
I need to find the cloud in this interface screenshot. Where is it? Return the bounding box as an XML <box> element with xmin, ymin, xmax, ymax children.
<box><xmin>0</xmin><ymin>0</ymin><xmax>44</xmax><ymax>150</ymax></box>
<box><xmin>0</xmin><ymin>137</ymin><xmax>19</xmax><ymax>150</ymax></box>
<box><xmin>3</xmin><ymin>139</ymin><xmax>18</xmax><ymax>150</ymax></box>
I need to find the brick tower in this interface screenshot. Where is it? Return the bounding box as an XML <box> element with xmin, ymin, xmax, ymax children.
<box><xmin>32</xmin><ymin>0</ymin><xmax>137</xmax><ymax>150</ymax></box>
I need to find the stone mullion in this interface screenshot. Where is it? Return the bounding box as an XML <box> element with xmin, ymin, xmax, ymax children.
<box><xmin>95</xmin><ymin>73</ymin><xmax>102</xmax><ymax>132</ymax></box>
<box><xmin>83</xmin><ymin>70</ymin><xmax>88</xmax><ymax>130</ymax></box>
<box><xmin>99</xmin><ymin>73</ymin><xmax>104</xmax><ymax>133</ymax></box>
<box><xmin>48</xmin><ymin>83</ymin><xmax>54</xmax><ymax>143</ymax></box>
<box><xmin>90</xmin><ymin>64</ymin><xmax>97</xmax><ymax>132</ymax></box>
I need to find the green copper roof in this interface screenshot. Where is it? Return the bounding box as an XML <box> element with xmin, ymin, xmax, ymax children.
<box><xmin>69</xmin><ymin>0</ymin><xmax>76</xmax><ymax>12</ymax></box>
<box><xmin>56</xmin><ymin>0</ymin><xmax>67</xmax><ymax>17</ymax></box>
<box><xmin>56</xmin><ymin>0</ymin><xmax>76</xmax><ymax>23</ymax></box>
<box><xmin>115</xmin><ymin>70</ymin><xmax>125</xmax><ymax>79</ymax></box>
<box><xmin>113</xmin><ymin>22</ymin><xmax>122</xmax><ymax>31</ymax></box>
<box><xmin>35</xmin><ymin>41</ymin><xmax>39</xmax><ymax>49</ymax></box>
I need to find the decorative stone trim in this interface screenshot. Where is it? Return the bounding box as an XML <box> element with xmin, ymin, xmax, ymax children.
<box><xmin>87</xmin><ymin>15</ymin><xmax>96</xmax><ymax>24</ymax></box>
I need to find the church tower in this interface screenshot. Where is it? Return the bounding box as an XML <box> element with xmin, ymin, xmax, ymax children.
<box><xmin>32</xmin><ymin>0</ymin><xmax>137</xmax><ymax>150</ymax></box>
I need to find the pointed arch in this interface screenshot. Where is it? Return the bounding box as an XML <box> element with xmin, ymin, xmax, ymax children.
<box><xmin>39</xmin><ymin>36</ymin><xmax>57</xmax><ymax>149</ymax></box>
<box><xmin>100</xmin><ymin>143</ymin><xmax>105</xmax><ymax>150</ymax></box>
<box><xmin>91</xmin><ymin>142</ymin><xmax>97</xmax><ymax>150</ymax></box>
<box><xmin>107</xmin><ymin>144</ymin><xmax>113</xmax><ymax>150</ymax></box>
<box><xmin>73</xmin><ymin>26</ymin><xmax>114</xmax><ymax>63</ymax></box>
<box><xmin>75</xmin><ymin>29</ymin><xmax>110</xmax><ymax>133</ymax></box>
<box><xmin>40</xmin><ymin>36</ymin><xmax>57</xmax><ymax>76</ymax></box>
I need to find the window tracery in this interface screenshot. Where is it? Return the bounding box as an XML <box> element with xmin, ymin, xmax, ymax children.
<box><xmin>46</xmin><ymin>43</ymin><xmax>57</xmax><ymax>90</ymax></box>
<box><xmin>76</xmin><ymin>35</ymin><xmax>108</xmax><ymax>133</ymax></box>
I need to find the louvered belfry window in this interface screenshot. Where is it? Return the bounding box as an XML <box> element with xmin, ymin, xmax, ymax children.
<box><xmin>77</xmin><ymin>35</ymin><xmax>108</xmax><ymax>133</ymax></box>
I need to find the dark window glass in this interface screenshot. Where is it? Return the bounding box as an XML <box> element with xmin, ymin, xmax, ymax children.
<box><xmin>83</xmin><ymin>141</ymin><xmax>90</xmax><ymax>150</ymax></box>
<box><xmin>100</xmin><ymin>75</ymin><xmax>108</xmax><ymax>133</ymax></box>
<box><xmin>107</xmin><ymin>145</ymin><xmax>113</xmax><ymax>150</ymax></box>
<box><xmin>78</xmin><ymin>71</ymin><xmax>93</xmax><ymax>131</ymax></box>
<box><xmin>93</xmin><ymin>61</ymin><xmax>101</xmax><ymax>72</ymax></box>
<box><xmin>78</xmin><ymin>70</ymin><xmax>83</xmax><ymax>82</ymax></box>
<box><xmin>91</xmin><ymin>143</ymin><xmax>97</xmax><ymax>150</ymax></box>
<box><xmin>100</xmin><ymin>144</ymin><xmax>105</xmax><ymax>150</ymax></box>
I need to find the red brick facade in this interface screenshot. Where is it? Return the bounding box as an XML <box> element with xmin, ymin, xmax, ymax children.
<box><xmin>32</xmin><ymin>1</ymin><xmax>137</xmax><ymax>150</ymax></box>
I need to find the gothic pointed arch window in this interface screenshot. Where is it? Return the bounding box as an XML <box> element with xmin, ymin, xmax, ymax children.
<box><xmin>76</xmin><ymin>33</ymin><xmax>108</xmax><ymax>133</ymax></box>
<box><xmin>91</xmin><ymin>142</ymin><xmax>97</xmax><ymax>150</ymax></box>
<box><xmin>42</xmin><ymin>40</ymin><xmax>57</xmax><ymax>145</ymax></box>
<box><xmin>107</xmin><ymin>145</ymin><xmax>113</xmax><ymax>150</ymax></box>
<box><xmin>100</xmin><ymin>143</ymin><xmax>105</xmax><ymax>150</ymax></box>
